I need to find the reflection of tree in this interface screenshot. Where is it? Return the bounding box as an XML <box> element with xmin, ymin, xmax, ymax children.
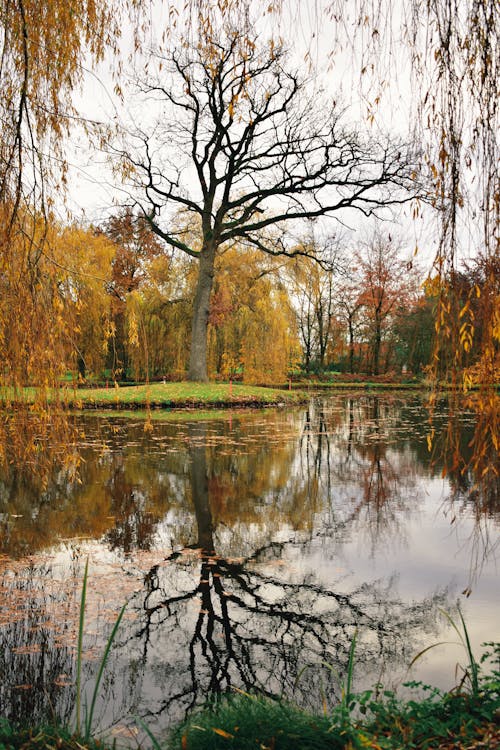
<box><xmin>297</xmin><ymin>396</ymin><xmax>421</xmax><ymax>551</ymax></box>
<box><xmin>103</xmin><ymin>454</ymin><xmax>160</xmax><ymax>553</ymax></box>
<box><xmin>430</xmin><ymin>393</ymin><xmax>500</xmax><ymax>584</ymax></box>
<box><xmin>116</xmin><ymin>422</ymin><xmax>447</xmax><ymax>730</ymax></box>
<box><xmin>0</xmin><ymin>398</ymin><xmax>497</xmax><ymax>736</ymax></box>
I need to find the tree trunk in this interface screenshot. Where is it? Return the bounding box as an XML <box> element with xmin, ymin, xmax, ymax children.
<box><xmin>348</xmin><ymin>317</ymin><xmax>355</xmax><ymax>374</ymax></box>
<box><xmin>373</xmin><ymin>321</ymin><xmax>381</xmax><ymax>376</ymax></box>
<box><xmin>188</xmin><ymin>245</ymin><xmax>216</xmax><ymax>381</ymax></box>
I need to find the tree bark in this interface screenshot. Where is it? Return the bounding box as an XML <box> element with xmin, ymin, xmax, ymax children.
<box><xmin>188</xmin><ymin>244</ymin><xmax>216</xmax><ymax>381</ymax></box>
<box><xmin>348</xmin><ymin>317</ymin><xmax>355</xmax><ymax>374</ymax></box>
<box><xmin>373</xmin><ymin>319</ymin><xmax>381</xmax><ymax>376</ymax></box>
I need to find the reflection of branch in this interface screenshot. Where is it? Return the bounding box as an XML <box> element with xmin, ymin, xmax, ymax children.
<box><xmin>123</xmin><ymin>526</ymin><xmax>447</xmax><ymax>727</ymax></box>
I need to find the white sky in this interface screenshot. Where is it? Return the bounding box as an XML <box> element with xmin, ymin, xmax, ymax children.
<box><xmin>63</xmin><ymin>1</ymin><xmax>441</xmax><ymax>272</ymax></box>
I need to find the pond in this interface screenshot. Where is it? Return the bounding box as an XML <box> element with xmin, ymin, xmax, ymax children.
<box><xmin>0</xmin><ymin>393</ymin><xmax>498</xmax><ymax>743</ymax></box>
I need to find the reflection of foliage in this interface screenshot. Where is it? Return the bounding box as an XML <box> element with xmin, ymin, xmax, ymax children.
<box><xmin>0</xmin><ymin>397</ymin><xmax>497</xmax><ymax>737</ymax></box>
<box><xmin>299</xmin><ymin>397</ymin><xmax>422</xmax><ymax>551</ymax></box>
<box><xmin>434</xmin><ymin>393</ymin><xmax>499</xmax><ymax>513</ymax></box>
<box><xmin>103</xmin><ymin>419</ymin><xmax>448</xmax><ymax>728</ymax></box>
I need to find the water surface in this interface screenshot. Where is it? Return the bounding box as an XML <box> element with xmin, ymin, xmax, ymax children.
<box><xmin>0</xmin><ymin>394</ymin><xmax>498</xmax><ymax>742</ymax></box>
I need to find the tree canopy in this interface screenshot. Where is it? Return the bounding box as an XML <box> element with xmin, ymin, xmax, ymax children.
<box><xmin>121</xmin><ymin>30</ymin><xmax>418</xmax><ymax>380</ymax></box>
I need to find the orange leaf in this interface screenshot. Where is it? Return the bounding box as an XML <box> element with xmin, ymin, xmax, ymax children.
<box><xmin>212</xmin><ymin>727</ymin><xmax>234</xmax><ymax>739</ymax></box>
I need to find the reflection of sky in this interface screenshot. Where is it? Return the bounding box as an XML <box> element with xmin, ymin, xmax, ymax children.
<box><xmin>300</xmin><ymin>470</ymin><xmax>499</xmax><ymax>691</ymax></box>
<box><xmin>0</xmin><ymin>395</ymin><xmax>498</xmax><ymax>735</ymax></box>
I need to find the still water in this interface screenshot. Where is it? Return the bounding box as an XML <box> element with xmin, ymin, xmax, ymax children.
<box><xmin>0</xmin><ymin>394</ymin><xmax>498</xmax><ymax>742</ymax></box>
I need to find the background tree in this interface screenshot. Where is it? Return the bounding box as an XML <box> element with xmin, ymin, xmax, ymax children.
<box><xmin>208</xmin><ymin>248</ymin><xmax>299</xmax><ymax>383</ymax></box>
<box><xmin>124</xmin><ymin>253</ymin><xmax>196</xmax><ymax>381</ymax></box>
<box><xmin>102</xmin><ymin>209</ymin><xmax>164</xmax><ymax>379</ymax></box>
<box><xmin>287</xmin><ymin>236</ymin><xmax>340</xmax><ymax>373</ymax></box>
<box><xmin>393</xmin><ymin>292</ymin><xmax>436</xmax><ymax>374</ymax></box>
<box><xmin>355</xmin><ymin>234</ymin><xmax>420</xmax><ymax>376</ymax></box>
<box><xmin>52</xmin><ymin>224</ymin><xmax>116</xmax><ymax>381</ymax></box>
<box><xmin>124</xmin><ymin>29</ymin><xmax>417</xmax><ymax>381</ymax></box>
<box><xmin>335</xmin><ymin>266</ymin><xmax>365</xmax><ymax>374</ymax></box>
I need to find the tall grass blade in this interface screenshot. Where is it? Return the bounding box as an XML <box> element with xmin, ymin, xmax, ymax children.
<box><xmin>76</xmin><ymin>559</ymin><xmax>89</xmax><ymax>736</ymax></box>
<box><xmin>410</xmin><ymin>607</ymin><xmax>480</xmax><ymax>696</ymax></box>
<box><xmin>134</xmin><ymin>716</ymin><xmax>163</xmax><ymax>750</ymax></box>
<box><xmin>457</xmin><ymin>605</ymin><xmax>479</xmax><ymax>695</ymax></box>
<box><xmin>408</xmin><ymin>640</ymin><xmax>453</xmax><ymax>670</ymax></box>
<box><xmin>438</xmin><ymin>607</ymin><xmax>464</xmax><ymax>642</ymax></box>
<box><xmin>84</xmin><ymin>602</ymin><xmax>127</xmax><ymax>740</ymax></box>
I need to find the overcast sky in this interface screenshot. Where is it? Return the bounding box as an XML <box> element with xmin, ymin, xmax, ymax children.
<box><xmin>62</xmin><ymin>1</ymin><xmax>441</xmax><ymax>269</ymax></box>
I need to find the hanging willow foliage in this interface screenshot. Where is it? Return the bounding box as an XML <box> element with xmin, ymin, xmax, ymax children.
<box><xmin>0</xmin><ymin>0</ymin><xmax>136</xmax><ymax>480</ymax></box>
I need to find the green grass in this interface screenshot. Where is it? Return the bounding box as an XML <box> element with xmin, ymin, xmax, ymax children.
<box><xmin>294</xmin><ymin>380</ymin><xmax>426</xmax><ymax>390</ymax></box>
<box><xmin>0</xmin><ymin>721</ymin><xmax>108</xmax><ymax>750</ymax></box>
<box><xmin>173</xmin><ymin>695</ymin><xmax>340</xmax><ymax>749</ymax></box>
<box><xmin>1</xmin><ymin>382</ymin><xmax>307</xmax><ymax>409</ymax></box>
<box><xmin>174</xmin><ymin>636</ymin><xmax>500</xmax><ymax>750</ymax></box>
<box><xmin>76</xmin><ymin>560</ymin><xmax>127</xmax><ymax>742</ymax></box>
<box><xmin>62</xmin><ymin>382</ymin><xmax>307</xmax><ymax>409</ymax></box>
<box><xmin>173</xmin><ymin>679</ymin><xmax>500</xmax><ymax>750</ymax></box>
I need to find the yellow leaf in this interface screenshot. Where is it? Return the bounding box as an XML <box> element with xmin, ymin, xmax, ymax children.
<box><xmin>212</xmin><ymin>727</ymin><xmax>234</xmax><ymax>739</ymax></box>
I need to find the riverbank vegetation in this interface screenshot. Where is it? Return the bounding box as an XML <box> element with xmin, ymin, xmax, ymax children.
<box><xmin>175</xmin><ymin>680</ymin><xmax>500</xmax><ymax>749</ymax></box>
<box><xmin>5</xmin><ymin>382</ymin><xmax>307</xmax><ymax>410</ymax></box>
<box><xmin>1</xmin><ymin>654</ymin><xmax>498</xmax><ymax>750</ymax></box>
<box><xmin>3</xmin><ymin>215</ymin><xmax>495</xmax><ymax>389</ymax></box>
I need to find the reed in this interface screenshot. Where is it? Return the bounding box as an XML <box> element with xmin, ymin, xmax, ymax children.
<box><xmin>409</xmin><ymin>604</ymin><xmax>480</xmax><ymax>696</ymax></box>
<box><xmin>75</xmin><ymin>559</ymin><xmax>127</xmax><ymax>742</ymax></box>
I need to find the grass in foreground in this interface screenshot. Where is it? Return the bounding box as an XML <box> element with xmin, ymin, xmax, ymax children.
<box><xmin>175</xmin><ymin>636</ymin><xmax>500</xmax><ymax>749</ymax></box>
<box><xmin>2</xmin><ymin>682</ymin><xmax>497</xmax><ymax>750</ymax></box>
<box><xmin>0</xmin><ymin>721</ymin><xmax>105</xmax><ymax>750</ymax></box>
<box><xmin>3</xmin><ymin>650</ymin><xmax>498</xmax><ymax>750</ymax></box>
<box><xmin>174</xmin><ymin>681</ymin><xmax>500</xmax><ymax>750</ymax></box>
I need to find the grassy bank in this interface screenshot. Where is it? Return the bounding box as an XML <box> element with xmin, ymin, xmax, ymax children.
<box><xmin>6</xmin><ymin>382</ymin><xmax>307</xmax><ymax>409</ymax></box>
<box><xmin>175</xmin><ymin>685</ymin><xmax>500</xmax><ymax>749</ymax></box>
<box><xmin>69</xmin><ymin>382</ymin><xmax>307</xmax><ymax>408</ymax></box>
<box><xmin>0</xmin><ymin>722</ymin><xmax>105</xmax><ymax>750</ymax></box>
<box><xmin>1</xmin><ymin>679</ymin><xmax>498</xmax><ymax>750</ymax></box>
<box><xmin>175</xmin><ymin>635</ymin><xmax>500</xmax><ymax>749</ymax></box>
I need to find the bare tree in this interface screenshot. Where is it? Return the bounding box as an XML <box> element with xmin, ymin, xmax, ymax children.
<box><xmin>287</xmin><ymin>236</ymin><xmax>341</xmax><ymax>372</ymax></box>
<box><xmin>124</xmin><ymin>30</ymin><xmax>419</xmax><ymax>381</ymax></box>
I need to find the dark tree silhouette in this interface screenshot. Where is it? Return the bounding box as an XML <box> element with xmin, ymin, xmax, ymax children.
<box><xmin>124</xmin><ymin>31</ymin><xmax>419</xmax><ymax>380</ymax></box>
<box><xmin>115</xmin><ymin>422</ymin><xmax>447</xmax><ymax>728</ymax></box>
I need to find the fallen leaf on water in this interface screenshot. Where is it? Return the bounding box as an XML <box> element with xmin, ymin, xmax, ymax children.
<box><xmin>12</xmin><ymin>645</ymin><xmax>41</xmax><ymax>655</ymax></box>
<box><xmin>111</xmin><ymin>725</ymin><xmax>138</xmax><ymax>738</ymax></box>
